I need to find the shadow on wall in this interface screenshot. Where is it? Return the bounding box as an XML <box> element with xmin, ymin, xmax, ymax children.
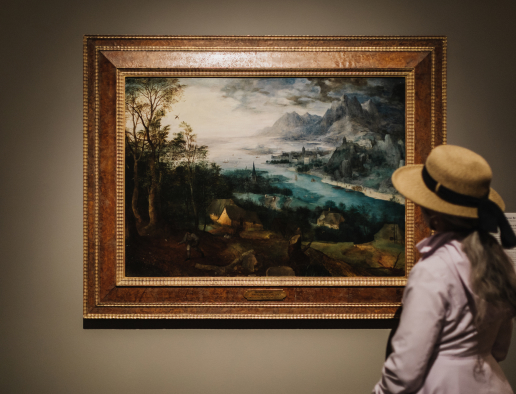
<box><xmin>83</xmin><ymin>319</ymin><xmax>400</xmax><ymax>330</ymax></box>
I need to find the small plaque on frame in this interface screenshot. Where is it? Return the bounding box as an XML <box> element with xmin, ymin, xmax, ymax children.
<box><xmin>244</xmin><ymin>289</ymin><xmax>287</xmax><ymax>301</ymax></box>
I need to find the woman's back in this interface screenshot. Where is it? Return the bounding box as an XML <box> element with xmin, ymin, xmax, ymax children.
<box><xmin>373</xmin><ymin>144</ymin><xmax>516</xmax><ymax>393</ymax></box>
<box><xmin>373</xmin><ymin>232</ymin><xmax>514</xmax><ymax>394</ymax></box>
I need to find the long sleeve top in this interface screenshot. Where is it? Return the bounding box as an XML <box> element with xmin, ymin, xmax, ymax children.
<box><xmin>373</xmin><ymin>232</ymin><xmax>514</xmax><ymax>394</ymax></box>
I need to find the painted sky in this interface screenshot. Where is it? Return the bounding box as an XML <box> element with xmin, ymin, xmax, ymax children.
<box><xmin>160</xmin><ymin>77</ymin><xmax>404</xmax><ymax>141</ymax></box>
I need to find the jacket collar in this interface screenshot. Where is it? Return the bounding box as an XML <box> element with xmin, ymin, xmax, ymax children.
<box><xmin>416</xmin><ymin>231</ymin><xmax>462</xmax><ymax>257</ymax></box>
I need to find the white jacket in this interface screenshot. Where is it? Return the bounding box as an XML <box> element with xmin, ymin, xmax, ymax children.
<box><xmin>373</xmin><ymin>232</ymin><xmax>514</xmax><ymax>394</ymax></box>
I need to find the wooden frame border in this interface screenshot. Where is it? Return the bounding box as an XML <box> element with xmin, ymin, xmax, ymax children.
<box><xmin>84</xmin><ymin>36</ymin><xmax>446</xmax><ymax>319</ymax></box>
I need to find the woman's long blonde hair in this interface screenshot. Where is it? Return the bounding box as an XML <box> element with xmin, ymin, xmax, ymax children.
<box><xmin>422</xmin><ymin>208</ymin><xmax>516</xmax><ymax>326</ymax></box>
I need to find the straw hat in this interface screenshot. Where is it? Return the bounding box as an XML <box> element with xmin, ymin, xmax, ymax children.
<box><xmin>392</xmin><ymin>144</ymin><xmax>504</xmax><ymax>218</ymax></box>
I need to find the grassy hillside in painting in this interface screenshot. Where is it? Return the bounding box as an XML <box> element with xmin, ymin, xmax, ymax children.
<box><xmin>125</xmin><ymin>227</ymin><xmax>404</xmax><ymax>278</ymax></box>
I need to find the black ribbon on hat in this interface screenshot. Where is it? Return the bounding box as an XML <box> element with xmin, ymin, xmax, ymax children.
<box><xmin>422</xmin><ymin>166</ymin><xmax>516</xmax><ymax>248</ymax></box>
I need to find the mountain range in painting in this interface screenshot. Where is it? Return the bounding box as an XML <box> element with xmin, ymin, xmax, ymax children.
<box><xmin>260</xmin><ymin>94</ymin><xmax>404</xmax><ymax>144</ymax></box>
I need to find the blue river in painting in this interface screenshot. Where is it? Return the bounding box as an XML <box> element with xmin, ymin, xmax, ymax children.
<box><xmin>221</xmin><ymin>162</ymin><xmax>404</xmax><ymax>222</ymax></box>
<box><xmin>207</xmin><ymin>137</ymin><xmax>405</xmax><ymax>222</ymax></box>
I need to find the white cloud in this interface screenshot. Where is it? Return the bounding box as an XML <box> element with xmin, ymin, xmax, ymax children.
<box><xmin>161</xmin><ymin>78</ymin><xmax>329</xmax><ymax>141</ymax></box>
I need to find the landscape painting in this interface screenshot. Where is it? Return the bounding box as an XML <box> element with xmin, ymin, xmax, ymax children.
<box><xmin>124</xmin><ymin>76</ymin><xmax>406</xmax><ymax>278</ymax></box>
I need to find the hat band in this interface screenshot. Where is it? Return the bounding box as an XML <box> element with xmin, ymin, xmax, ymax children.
<box><xmin>422</xmin><ymin>165</ymin><xmax>516</xmax><ymax>248</ymax></box>
<box><xmin>421</xmin><ymin>166</ymin><xmax>488</xmax><ymax>207</ymax></box>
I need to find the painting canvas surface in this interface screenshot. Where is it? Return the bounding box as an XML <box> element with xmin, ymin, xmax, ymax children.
<box><xmin>124</xmin><ymin>77</ymin><xmax>406</xmax><ymax>278</ymax></box>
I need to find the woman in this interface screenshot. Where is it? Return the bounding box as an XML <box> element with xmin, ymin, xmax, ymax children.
<box><xmin>373</xmin><ymin>145</ymin><xmax>516</xmax><ymax>394</ymax></box>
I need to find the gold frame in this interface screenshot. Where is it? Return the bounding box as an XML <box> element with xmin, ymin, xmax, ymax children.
<box><xmin>84</xmin><ymin>36</ymin><xmax>446</xmax><ymax>319</ymax></box>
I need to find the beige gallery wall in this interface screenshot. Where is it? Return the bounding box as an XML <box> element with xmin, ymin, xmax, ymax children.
<box><xmin>1</xmin><ymin>0</ymin><xmax>515</xmax><ymax>393</ymax></box>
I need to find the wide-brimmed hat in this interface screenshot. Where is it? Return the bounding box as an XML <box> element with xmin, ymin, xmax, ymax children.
<box><xmin>392</xmin><ymin>144</ymin><xmax>516</xmax><ymax>248</ymax></box>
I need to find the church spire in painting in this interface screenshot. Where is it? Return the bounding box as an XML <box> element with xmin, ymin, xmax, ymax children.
<box><xmin>251</xmin><ymin>162</ymin><xmax>257</xmax><ymax>182</ymax></box>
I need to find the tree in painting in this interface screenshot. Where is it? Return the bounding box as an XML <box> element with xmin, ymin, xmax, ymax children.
<box><xmin>170</xmin><ymin>121</ymin><xmax>209</xmax><ymax>229</ymax></box>
<box><xmin>125</xmin><ymin>77</ymin><xmax>183</xmax><ymax>235</ymax></box>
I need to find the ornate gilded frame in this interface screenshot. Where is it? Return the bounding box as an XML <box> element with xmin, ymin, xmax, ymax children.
<box><xmin>84</xmin><ymin>36</ymin><xmax>446</xmax><ymax>319</ymax></box>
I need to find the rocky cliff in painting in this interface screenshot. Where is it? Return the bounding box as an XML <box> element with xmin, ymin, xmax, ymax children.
<box><xmin>316</xmin><ymin>95</ymin><xmax>378</xmax><ymax>142</ymax></box>
<box><xmin>325</xmin><ymin>135</ymin><xmax>404</xmax><ymax>194</ymax></box>
<box><xmin>321</xmin><ymin>96</ymin><xmax>404</xmax><ymax>193</ymax></box>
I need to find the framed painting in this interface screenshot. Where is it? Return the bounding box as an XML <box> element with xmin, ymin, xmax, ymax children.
<box><xmin>84</xmin><ymin>36</ymin><xmax>446</xmax><ymax>319</ymax></box>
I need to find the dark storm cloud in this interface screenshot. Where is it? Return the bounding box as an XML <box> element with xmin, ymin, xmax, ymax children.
<box><xmin>306</xmin><ymin>77</ymin><xmax>404</xmax><ymax>104</ymax></box>
<box><xmin>221</xmin><ymin>78</ymin><xmax>320</xmax><ymax>111</ymax></box>
<box><xmin>220</xmin><ymin>77</ymin><xmax>404</xmax><ymax>111</ymax></box>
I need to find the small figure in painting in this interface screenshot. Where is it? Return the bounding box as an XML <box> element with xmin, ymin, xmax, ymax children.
<box><xmin>288</xmin><ymin>228</ymin><xmax>310</xmax><ymax>274</ymax></box>
<box><xmin>178</xmin><ymin>231</ymin><xmax>205</xmax><ymax>261</ymax></box>
<box><xmin>288</xmin><ymin>227</ymin><xmax>303</xmax><ymax>258</ymax></box>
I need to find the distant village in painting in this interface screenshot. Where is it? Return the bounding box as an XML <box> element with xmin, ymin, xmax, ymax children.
<box><xmin>124</xmin><ymin>77</ymin><xmax>406</xmax><ymax>278</ymax></box>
